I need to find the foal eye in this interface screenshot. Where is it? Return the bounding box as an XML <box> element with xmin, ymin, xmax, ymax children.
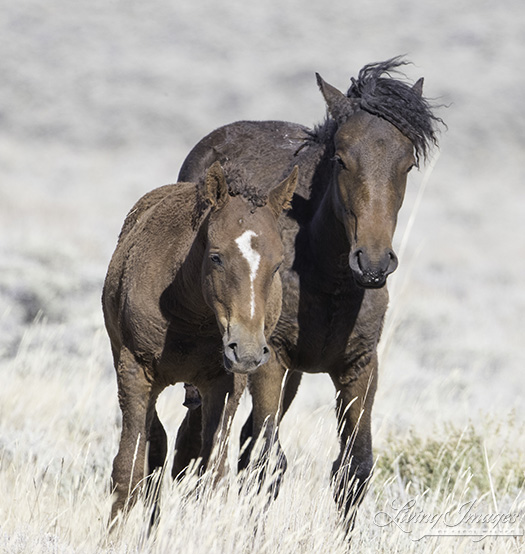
<box><xmin>273</xmin><ymin>262</ymin><xmax>282</xmax><ymax>275</ymax></box>
<box><xmin>210</xmin><ymin>253</ymin><xmax>223</xmax><ymax>266</ymax></box>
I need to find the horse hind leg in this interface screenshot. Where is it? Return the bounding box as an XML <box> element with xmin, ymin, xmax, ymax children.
<box><xmin>172</xmin><ymin>405</ymin><xmax>203</xmax><ymax>480</ymax></box>
<box><xmin>147</xmin><ymin>408</ymin><xmax>168</xmax><ymax>472</ymax></box>
<box><xmin>172</xmin><ymin>373</ymin><xmax>247</xmax><ymax>484</ymax></box>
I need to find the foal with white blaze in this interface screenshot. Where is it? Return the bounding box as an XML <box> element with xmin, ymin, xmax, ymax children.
<box><xmin>102</xmin><ymin>162</ymin><xmax>298</xmax><ymax>522</ymax></box>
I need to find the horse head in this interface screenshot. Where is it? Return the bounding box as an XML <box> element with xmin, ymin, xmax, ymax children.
<box><xmin>200</xmin><ymin>162</ymin><xmax>298</xmax><ymax>373</ymax></box>
<box><xmin>316</xmin><ymin>60</ymin><xmax>439</xmax><ymax>288</ymax></box>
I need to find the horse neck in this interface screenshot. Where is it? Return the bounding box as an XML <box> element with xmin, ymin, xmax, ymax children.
<box><xmin>164</xmin><ymin>219</ymin><xmax>215</xmax><ymax>329</ymax></box>
<box><xmin>306</xmin><ymin>151</ymin><xmax>352</xmax><ymax>288</ymax></box>
<box><xmin>310</xmin><ymin>187</ymin><xmax>350</xmax><ymax>277</ymax></box>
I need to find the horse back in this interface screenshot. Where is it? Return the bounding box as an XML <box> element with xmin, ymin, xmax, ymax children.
<box><xmin>117</xmin><ymin>184</ymin><xmax>178</xmax><ymax>244</ymax></box>
<box><xmin>178</xmin><ymin>120</ymin><xmax>316</xmax><ymax>197</ymax></box>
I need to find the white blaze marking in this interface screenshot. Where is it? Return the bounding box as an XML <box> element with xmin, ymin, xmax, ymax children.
<box><xmin>235</xmin><ymin>230</ymin><xmax>260</xmax><ymax>318</ymax></box>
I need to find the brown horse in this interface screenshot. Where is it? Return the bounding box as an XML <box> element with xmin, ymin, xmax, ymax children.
<box><xmin>177</xmin><ymin>58</ymin><xmax>443</xmax><ymax>527</ymax></box>
<box><xmin>102</xmin><ymin>161</ymin><xmax>298</xmax><ymax>521</ymax></box>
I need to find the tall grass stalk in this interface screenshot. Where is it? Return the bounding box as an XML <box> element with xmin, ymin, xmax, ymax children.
<box><xmin>0</xmin><ymin>317</ymin><xmax>523</xmax><ymax>552</ymax></box>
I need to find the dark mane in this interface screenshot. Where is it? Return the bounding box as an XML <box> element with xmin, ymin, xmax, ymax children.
<box><xmin>202</xmin><ymin>162</ymin><xmax>268</xmax><ymax>208</ymax></box>
<box><xmin>346</xmin><ymin>56</ymin><xmax>444</xmax><ymax>165</ymax></box>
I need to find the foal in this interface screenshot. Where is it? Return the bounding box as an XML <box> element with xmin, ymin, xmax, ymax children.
<box><xmin>102</xmin><ymin>162</ymin><xmax>298</xmax><ymax>521</ymax></box>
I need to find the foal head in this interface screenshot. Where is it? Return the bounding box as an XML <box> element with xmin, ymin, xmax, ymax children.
<box><xmin>317</xmin><ymin>58</ymin><xmax>442</xmax><ymax>288</ymax></box>
<box><xmin>200</xmin><ymin>162</ymin><xmax>298</xmax><ymax>374</ymax></box>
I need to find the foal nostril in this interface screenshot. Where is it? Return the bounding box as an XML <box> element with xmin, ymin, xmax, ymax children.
<box><xmin>259</xmin><ymin>344</ymin><xmax>270</xmax><ymax>366</ymax></box>
<box><xmin>226</xmin><ymin>342</ymin><xmax>238</xmax><ymax>361</ymax></box>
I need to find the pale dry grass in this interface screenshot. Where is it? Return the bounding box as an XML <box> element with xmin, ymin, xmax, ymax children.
<box><xmin>0</xmin><ymin>316</ymin><xmax>523</xmax><ymax>553</ymax></box>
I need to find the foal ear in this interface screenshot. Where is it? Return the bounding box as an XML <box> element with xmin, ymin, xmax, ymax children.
<box><xmin>268</xmin><ymin>166</ymin><xmax>298</xmax><ymax>217</ymax></box>
<box><xmin>203</xmin><ymin>161</ymin><xmax>229</xmax><ymax>209</ymax></box>
<box><xmin>316</xmin><ymin>73</ymin><xmax>355</xmax><ymax>124</ymax></box>
<box><xmin>412</xmin><ymin>77</ymin><xmax>424</xmax><ymax>97</ymax></box>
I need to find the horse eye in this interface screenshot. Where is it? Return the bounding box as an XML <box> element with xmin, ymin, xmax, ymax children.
<box><xmin>332</xmin><ymin>155</ymin><xmax>346</xmax><ymax>170</ymax></box>
<box><xmin>406</xmin><ymin>164</ymin><xmax>415</xmax><ymax>174</ymax></box>
<box><xmin>273</xmin><ymin>262</ymin><xmax>282</xmax><ymax>275</ymax></box>
<box><xmin>210</xmin><ymin>253</ymin><xmax>223</xmax><ymax>266</ymax></box>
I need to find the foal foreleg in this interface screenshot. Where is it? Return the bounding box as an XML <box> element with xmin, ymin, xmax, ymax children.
<box><xmin>198</xmin><ymin>372</ymin><xmax>247</xmax><ymax>480</ymax></box>
<box><xmin>239</xmin><ymin>368</ymin><xmax>300</xmax><ymax>471</ymax></box>
<box><xmin>243</xmin><ymin>355</ymin><xmax>288</xmax><ymax>495</ymax></box>
<box><xmin>110</xmin><ymin>348</ymin><xmax>160</xmax><ymax>523</ymax></box>
<box><xmin>330</xmin><ymin>355</ymin><xmax>378</xmax><ymax>528</ymax></box>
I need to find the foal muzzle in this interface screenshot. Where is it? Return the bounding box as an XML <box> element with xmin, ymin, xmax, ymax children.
<box><xmin>222</xmin><ymin>328</ymin><xmax>270</xmax><ymax>374</ymax></box>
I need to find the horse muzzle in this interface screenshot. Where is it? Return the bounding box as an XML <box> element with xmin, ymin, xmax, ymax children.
<box><xmin>349</xmin><ymin>247</ymin><xmax>398</xmax><ymax>288</ymax></box>
<box><xmin>222</xmin><ymin>330</ymin><xmax>270</xmax><ymax>374</ymax></box>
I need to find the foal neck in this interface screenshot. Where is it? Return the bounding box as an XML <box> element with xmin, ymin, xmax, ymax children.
<box><xmin>161</xmin><ymin>219</ymin><xmax>215</xmax><ymax>332</ymax></box>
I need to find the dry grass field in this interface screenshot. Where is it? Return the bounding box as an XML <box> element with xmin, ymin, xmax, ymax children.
<box><xmin>1</xmin><ymin>0</ymin><xmax>524</xmax><ymax>552</ymax></box>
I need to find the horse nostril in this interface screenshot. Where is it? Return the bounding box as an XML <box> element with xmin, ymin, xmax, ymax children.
<box><xmin>262</xmin><ymin>346</ymin><xmax>270</xmax><ymax>356</ymax></box>
<box><xmin>349</xmin><ymin>249</ymin><xmax>364</xmax><ymax>274</ymax></box>
<box><xmin>226</xmin><ymin>342</ymin><xmax>238</xmax><ymax>361</ymax></box>
<box><xmin>387</xmin><ymin>249</ymin><xmax>399</xmax><ymax>274</ymax></box>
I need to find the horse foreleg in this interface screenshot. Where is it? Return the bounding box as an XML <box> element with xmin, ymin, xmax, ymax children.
<box><xmin>110</xmin><ymin>348</ymin><xmax>160</xmax><ymax>524</ymax></box>
<box><xmin>242</xmin><ymin>354</ymin><xmax>289</xmax><ymax>497</ymax></box>
<box><xmin>239</xmin><ymin>368</ymin><xmax>301</xmax><ymax>471</ymax></box>
<box><xmin>198</xmin><ymin>372</ymin><xmax>247</xmax><ymax>480</ymax></box>
<box><xmin>330</xmin><ymin>354</ymin><xmax>378</xmax><ymax>530</ymax></box>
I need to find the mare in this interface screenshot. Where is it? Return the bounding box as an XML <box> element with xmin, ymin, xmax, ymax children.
<box><xmin>102</xmin><ymin>161</ymin><xmax>298</xmax><ymax>522</ymax></box>
<box><xmin>177</xmin><ymin>57</ymin><xmax>443</xmax><ymax>526</ymax></box>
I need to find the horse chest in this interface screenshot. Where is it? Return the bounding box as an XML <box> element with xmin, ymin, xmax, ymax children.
<box><xmin>298</xmin><ymin>291</ymin><xmax>360</xmax><ymax>371</ymax></box>
<box><xmin>155</xmin><ymin>331</ymin><xmax>224</xmax><ymax>385</ymax></box>
<box><xmin>276</xmin><ymin>276</ymin><xmax>387</xmax><ymax>375</ymax></box>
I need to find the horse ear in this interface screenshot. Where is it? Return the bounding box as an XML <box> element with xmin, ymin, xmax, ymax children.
<box><xmin>412</xmin><ymin>77</ymin><xmax>424</xmax><ymax>97</ymax></box>
<box><xmin>316</xmin><ymin>73</ymin><xmax>355</xmax><ymax>123</ymax></box>
<box><xmin>268</xmin><ymin>166</ymin><xmax>298</xmax><ymax>217</ymax></box>
<box><xmin>203</xmin><ymin>161</ymin><xmax>229</xmax><ymax>209</ymax></box>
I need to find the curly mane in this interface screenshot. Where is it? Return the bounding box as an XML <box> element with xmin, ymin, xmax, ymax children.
<box><xmin>222</xmin><ymin>162</ymin><xmax>268</xmax><ymax>208</ymax></box>
<box><xmin>346</xmin><ymin>56</ymin><xmax>445</xmax><ymax>165</ymax></box>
